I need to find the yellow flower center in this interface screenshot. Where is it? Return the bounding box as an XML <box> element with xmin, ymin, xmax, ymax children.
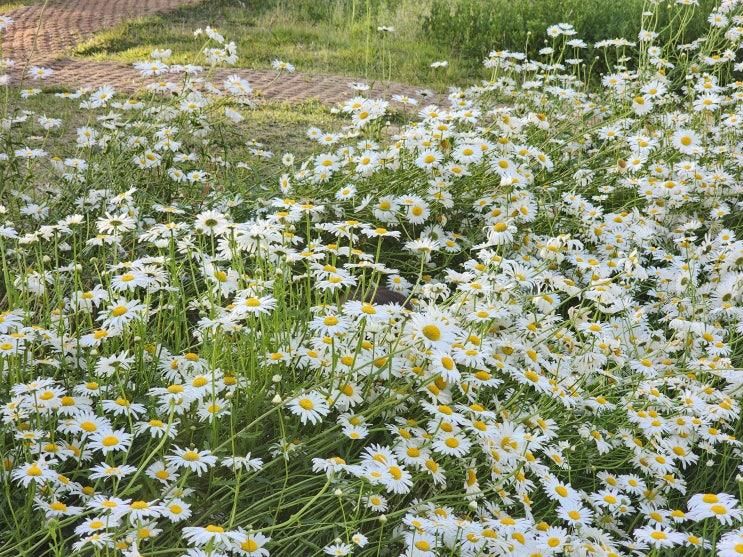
<box><xmin>111</xmin><ymin>305</ymin><xmax>128</xmax><ymax>317</ymax></box>
<box><xmin>183</xmin><ymin>450</ymin><xmax>200</xmax><ymax>462</ymax></box>
<box><xmin>388</xmin><ymin>466</ymin><xmax>402</xmax><ymax>480</ymax></box>
<box><xmin>421</xmin><ymin>324</ymin><xmax>441</xmax><ymax>341</ymax></box>
<box><xmin>710</xmin><ymin>504</ymin><xmax>727</xmax><ymax>515</ymax></box>
<box><xmin>445</xmin><ymin>437</ymin><xmax>460</xmax><ymax>448</ymax></box>
<box><xmin>101</xmin><ymin>435</ymin><xmax>119</xmax><ymax>447</ymax></box>
<box><xmin>27</xmin><ymin>464</ymin><xmax>42</xmax><ymax>476</ymax></box>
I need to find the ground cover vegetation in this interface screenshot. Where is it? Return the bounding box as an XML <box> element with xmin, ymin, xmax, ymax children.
<box><xmin>73</xmin><ymin>0</ymin><xmax>721</xmax><ymax>88</ymax></box>
<box><xmin>0</xmin><ymin>0</ymin><xmax>742</xmax><ymax>556</ymax></box>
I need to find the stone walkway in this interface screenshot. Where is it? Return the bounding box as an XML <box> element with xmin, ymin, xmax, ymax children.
<box><xmin>1</xmin><ymin>0</ymin><xmax>429</xmax><ymax>104</ymax></box>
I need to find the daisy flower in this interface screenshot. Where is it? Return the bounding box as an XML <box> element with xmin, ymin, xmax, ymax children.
<box><xmin>11</xmin><ymin>459</ymin><xmax>56</xmax><ymax>487</ymax></box>
<box><xmin>221</xmin><ymin>453</ymin><xmax>264</xmax><ymax>472</ymax></box>
<box><xmin>161</xmin><ymin>498</ymin><xmax>192</xmax><ymax>522</ymax></box>
<box><xmin>672</xmin><ymin>129</ymin><xmax>703</xmax><ymax>155</ymax></box>
<box><xmin>232</xmin><ymin>294</ymin><xmax>277</xmax><ymax>317</ymax></box>
<box><xmin>718</xmin><ymin>528</ymin><xmax>743</xmax><ymax>557</ymax></box>
<box><xmin>98</xmin><ymin>299</ymin><xmax>146</xmax><ymax>331</ymax></box>
<box><xmin>182</xmin><ymin>524</ymin><xmax>239</xmax><ymax>547</ymax></box>
<box><xmin>687</xmin><ymin>492</ymin><xmax>742</xmax><ymax>525</ymax></box>
<box><xmin>89</xmin><ymin>463</ymin><xmax>137</xmax><ymax>480</ymax></box>
<box><xmin>194</xmin><ymin>210</ymin><xmax>229</xmax><ymax>236</ymax></box>
<box><xmin>379</xmin><ymin>462</ymin><xmax>413</xmax><ymax>494</ymax></box>
<box><xmin>408</xmin><ymin>311</ymin><xmax>456</xmax><ymax>350</ymax></box>
<box><xmin>432</xmin><ymin>431</ymin><xmax>471</xmax><ymax>457</ymax></box>
<box><xmin>125</xmin><ymin>499</ymin><xmax>162</xmax><ymax>524</ymax></box>
<box><xmin>27</xmin><ymin>66</ymin><xmax>54</xmax><ymax>80</ymax></box>
<box><xmin>415</xmin><ymin>149</ymin><xmax>443</xmax><ymax>170</ymax></box>
<box><xmin>166</xmin><ymin>446</ymin><xmax>218</xmax><ymax>476</ymax></box>
<box><xmin>232</xmin><ymin>531</ymin><xmax>270</xmax><ymax>556</ymax></box>
<box><xmin>89</xmin><ymin>429</ymin><xmax>133</xmax><ymax>455</ymax></box>
<box><xmin>634</xmin><ymin>525</ymin><xmax>685</xmax><ymax>549</ymax></box>
<box><xmin>271</xmin><ymin>59</ymin><xmax>295</xmax><ymax>73</ymax></box>
<box><xmin>288</xmin><ymin>391</ymin><xmax>330</xmax><ymax>425</ymax></box>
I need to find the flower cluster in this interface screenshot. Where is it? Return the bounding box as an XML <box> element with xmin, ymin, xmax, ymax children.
<box><xmin>0</xmin><ymin>1</ymin><xmax>742</xmax><ymax>556</ymax></box>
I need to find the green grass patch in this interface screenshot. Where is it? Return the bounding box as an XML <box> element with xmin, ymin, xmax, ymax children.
<box><xmin>424</xmin><ymin>0</ymin><xmax>719</xmax><ymax>72</ymax></box>
<box><xmin>72</xmin><ymin>0</ymin><xmax>482</xmax><ymax>90</ymax></box>
<box><xmin>0</xmin><ymin>0</ymin><xmax>47</xmax><ymax>9</ymax></box>
<box><xmin>5</xmin><ymin>88</ymin><xmax>344</xmax><ymax>172</ymax></box>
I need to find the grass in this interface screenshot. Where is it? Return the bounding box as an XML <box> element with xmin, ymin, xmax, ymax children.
<box><xmin>0</xmin><ymin>1</ymin><xmax>39</xmax><ymax>13</ymax></box>
<box><xmin>423</xmin><ymin>0</ymin><xmax>719</xmax><ymax>69</ymax></box>
<box><xmin>70</xmin><ymin>0</ymin><xmax>721</xmax><ymax>92</ymax></box>
<box><xmin>6</xmin><ymin>88</ymin><xmax>344</xmax><ymax>161</ymax></box>
<box><xmin>235</xmin><ymin>100</ymin><xmax>345</xmax><ymax>155</ymax></box>
<box><xmin>72</xmin><ymin>0</ymin><xmax>482</xmax><ymax>90</ymax></box>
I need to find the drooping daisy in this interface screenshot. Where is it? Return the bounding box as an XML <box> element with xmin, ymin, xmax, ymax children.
<box><xmin>231</xmin><ymin>294</ymin><xmax>277</xmax><ymax>317</ymax></box>
<box><xmin>89</xmin><ymin>463</ymin><xmax>137</xmax><ymax>480</ymax></box>
<box><xmin>182</xmin><ymin>524</ymin><xmax>239</xmax><ymax>547</ymax></box>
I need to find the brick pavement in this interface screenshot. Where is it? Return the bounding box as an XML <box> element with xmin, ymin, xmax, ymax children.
<box><xmin>2</xmin><ymin>0</ymin><xmax>200</xmax><ymax>63</ymax></box>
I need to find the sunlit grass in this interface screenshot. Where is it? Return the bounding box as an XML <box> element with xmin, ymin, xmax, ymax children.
<box><xmin>72</xmin><ymin>0</ymin><xmax>481</xmax><ymax>89</ymax></box>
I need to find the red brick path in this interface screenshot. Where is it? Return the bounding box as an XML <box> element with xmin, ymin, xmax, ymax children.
<box><xmin>2</xmin><ymin>0</ymin><xmax>200</xmax><ymax>63</ymax></box>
